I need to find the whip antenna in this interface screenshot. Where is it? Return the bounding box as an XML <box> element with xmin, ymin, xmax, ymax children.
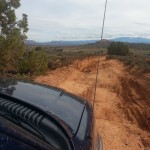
<box><xmin>92</xmin><ymin>0</ymin><xmax>108</xmax><ymax>113</ymax></box>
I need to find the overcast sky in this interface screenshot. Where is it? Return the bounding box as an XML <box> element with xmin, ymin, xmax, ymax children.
<box><xmin>16</xmin><ymin>0</ymin><xmax>150</xmax><ymax>42</ymax></box>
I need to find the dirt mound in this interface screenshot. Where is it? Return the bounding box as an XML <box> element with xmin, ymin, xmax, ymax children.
<box><xmin>35</xmin><ymin>57</ymin><xmax>150</xmax><ymax>150</ymax></box>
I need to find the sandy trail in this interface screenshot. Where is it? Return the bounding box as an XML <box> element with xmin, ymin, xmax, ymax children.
<box><xmin>35</xmin><ymin>56</ymin><xmax>150</xmax><ymax>150</ymax></box>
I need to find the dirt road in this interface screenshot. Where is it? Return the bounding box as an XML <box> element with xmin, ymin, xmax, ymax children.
<box><xmin>35</xmin><ymin>56</ymin><xmax>150</xmax><ymax>150</ymax></box>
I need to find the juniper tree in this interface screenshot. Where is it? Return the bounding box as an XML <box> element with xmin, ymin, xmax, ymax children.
<box><xmin>0</xmin><ymin>0</ymin><xmax>28</xmax><ymax>73</ymax></box>
<box><xmin>107</xmin><ymin>42</ymin><xmax>129</xmax><ymax>56</ymax></box>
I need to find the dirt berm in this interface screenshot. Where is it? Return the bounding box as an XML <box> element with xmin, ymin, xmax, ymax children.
<box><xmin>35</xmin><ymin>56</ymin><xmax>150</xmax><ymax>150</ymax></box>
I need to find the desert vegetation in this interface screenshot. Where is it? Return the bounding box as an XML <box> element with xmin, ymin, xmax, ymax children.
<box><xmin>107</xmin><ymin>42</ymin><xmax>129</xmax><ymax>56</ymax></box>
<box><xmin>98</xmin><ymin>41</ymin><xmax>150</xmax><ymax>75</ymax></box>
<box><xmin>0</xmin><ymin>0</ymin><xmax>49</xmax><ymax>77</ymax></box>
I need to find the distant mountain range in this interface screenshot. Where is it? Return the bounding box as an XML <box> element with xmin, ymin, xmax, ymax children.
<box><xmin>25</xmin><ymin>40</ymin><xmax>97</xmax><ymax>46</ymax></box>
<box><xmin>112</xmin><ymin>37</ymin><xmax>150</xmax><ymax>44</ymax></box>
<box><xmin>25</xmin><ymin>37</ymin><xmax>150</xmax><ymax>46</ymax></box>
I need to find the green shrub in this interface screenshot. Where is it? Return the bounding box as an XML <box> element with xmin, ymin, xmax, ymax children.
<box><xmin>0</xmin><ymin>0</ymin><xmax>28</xmax><ymax>75</ymax></box>
<box><xmin>107</xmin><ymin>42</ymin><xmax>129</xmax><ymax>56</ymax></box>
<box><xmin>19</xmin><ymin>49</ymin><xmax>48</xmax><ymax>76</ymax></box>
<box><xmin>106</xmin><ymin>54</ymin><xmax>150</xmax><ymax>74</ymax></box>
<box><xmin>48</xmin><ymin>60</ymin><xmax>61</xmax><ymax>70</ymax></box>
<box><xmin>35</xmin><ymin>46</ymin><xmax>43</xmax><ymax>51</ymax></box>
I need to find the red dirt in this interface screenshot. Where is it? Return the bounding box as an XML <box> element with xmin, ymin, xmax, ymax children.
<box><xmin>35</xmin><ymin>56</ymin><xmax>150</xmax><ymax>150</ymax></box>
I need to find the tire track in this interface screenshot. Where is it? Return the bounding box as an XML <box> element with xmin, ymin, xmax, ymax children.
<box><xmin>35</xmin><ymin>57</ymin><xmax>150</xmax><ymax>150</ymax></box>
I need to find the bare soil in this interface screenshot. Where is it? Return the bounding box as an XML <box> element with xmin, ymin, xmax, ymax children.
<box><xmin>35</xmin><ymin>56</ymin><xmax>150</xmax><ymax>150</ymax></box>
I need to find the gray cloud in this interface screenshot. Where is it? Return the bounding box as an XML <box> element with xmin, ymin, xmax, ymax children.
<box><xmin>16</xmin><ymin>0</ymin><xmax>150</xmax><ymax>41</ymax></box>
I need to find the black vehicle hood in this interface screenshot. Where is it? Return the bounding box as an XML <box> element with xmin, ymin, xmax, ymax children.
<box><xmin>0</xmin><ymin>79</ymin><xmax>86</xmax><ymax>135</ymax></box>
